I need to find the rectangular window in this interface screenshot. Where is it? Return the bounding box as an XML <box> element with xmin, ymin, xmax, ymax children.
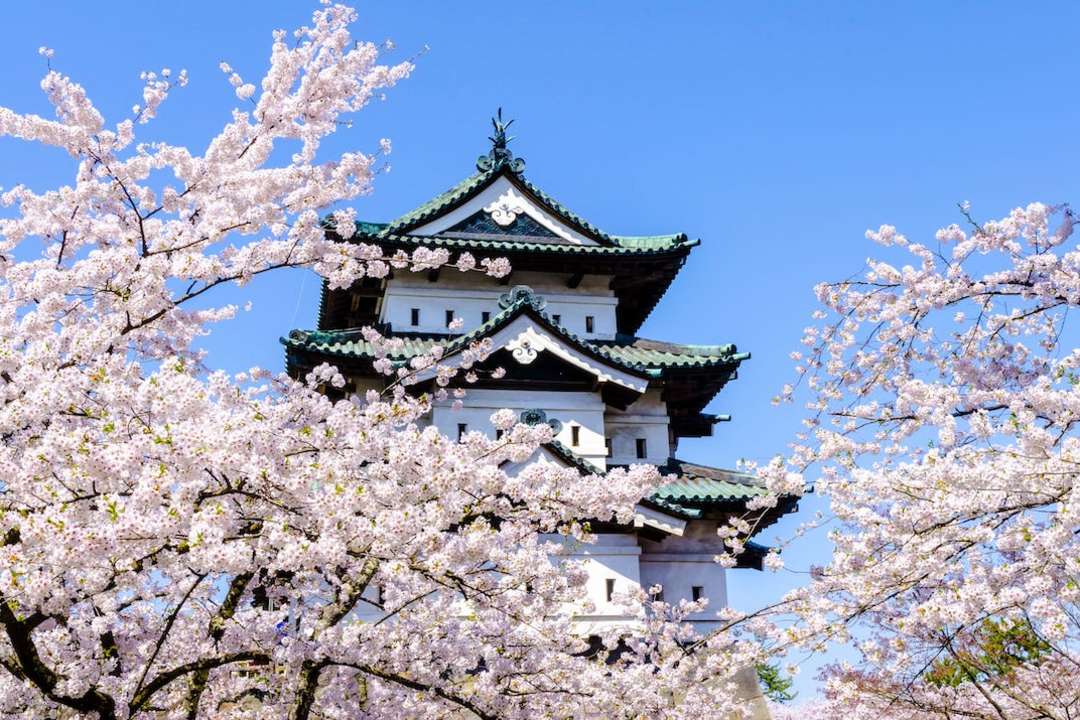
<box><xmin>495</xmin><ymin>428</ymin><xmax>504</xmax><ymax>440</ymax></box>
<box><xmin>457</xmin><ymin>423</ymin><xmax>467</xmax><ymax>442</ymax></box>
<box><xmin>410</xmin><ymin>308</ymin><xmax>420</xmax><ymax>326</ymax></box>
<box><xmin>605</xmin><ymin>578</ymin><xmax>616</xmax><ymax>602</ymax></box>
<box><xmin>651</xmin><ymin>587</ymin><xmax>665</xmax><ymax>602</ymax></box>
<box><xmin>636</xmin><ymin>438</ymin><xmax>647</xmax><ymax>459</ymax></box>
<box><xmin>571</xmin><ymin>425</ymin><xmax>580</xmax><ymax>447</ymax></box>
<box><xmin>445</xmin><ymin>309</ymin><xmax>455</xmax><ymax>328</ymax></box>
<box><xmin>605</xmin><ymin>438</ymin><xmax>612</xmax><ymax>458</ymax></box>
<box><xmin>481</xmin><ymin>311</ymin><xmax>491</xmax><ymax>323</ymax></box>
<box><xmin>691</xmin><ymin>586</ymin><xmax>704</xmax><ymax>602</ymax></box>
<box><xmin>552</xmin><ymin>313</ymin><xmax>561</xmax><ymax>325</ymax></box>
<box><xmin>585</xmin><ymin>315</ymin><xmax>595</xmax><ymax>333</ymax></box>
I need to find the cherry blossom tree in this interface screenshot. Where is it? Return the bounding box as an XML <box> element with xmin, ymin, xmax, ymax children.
<box><xmin>0</xmin><ymin>4</ymin><xmax>769</xmax><ymax>718</ymax></box>
<box><xmin>769</xmin><ymin>202</ymin><xmax>1080</xmax><ymax>719</ymax></box>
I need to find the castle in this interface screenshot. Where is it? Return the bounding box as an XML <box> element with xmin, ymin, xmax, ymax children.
<box><xmin>283</xmin><ymin>113</ymin><xmax>796</xmax><ymax>632</ymax></box>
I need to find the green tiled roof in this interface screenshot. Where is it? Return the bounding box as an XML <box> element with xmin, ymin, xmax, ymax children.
<box><xmin>593</xmin><ymin>337</ymin><xmax>745</xmax><ymax>370</ymax></box>
<box><xmin>284</xmin><ymin>288</ymin><xmax>746</xmax><ymax>375</ymax></box>
<box><xmin>347</xmin><ymin>161</ymin><xmax>694</xmax><ymax>255</ymax></box>
<box><xmin>645</xmin><ymin>459</ymin><xmax>799</xmax><ymax>548</ymax></box>
<box><xmin>652</xmin><ymin>459</ymin><xmax>770</xmax><ymax>506</ymax></box>
<box><xmin>538</xmin><ymin>444</ymin><xmax>766</xmax><ymax>517</ymax></box>
<box><xmin>286</xmin><ymin>332</ymin><xmax>743</xmax><ymax>371</ymax></box>
<box><xmin>363</xmin><ymin>231</ymin><xmax>697</xmax><ymax>256</ymax></box>
<box><xmin>608</xmin><ymin>235</ymin><xmax>690</xmax><ymax>250</ymax></box>
<box><xmin>379</xmin><ymin>171</ymin><xmax>491</xmax><ymax>237</ymax></box>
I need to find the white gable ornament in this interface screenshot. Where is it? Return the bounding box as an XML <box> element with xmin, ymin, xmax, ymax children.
<box><xmin>483</xmin><ymin>188</ymin><xmax>529</xmax><ymax>227</ymax></box>
<box><xmin>506</xmin><ymin>332</ymin><xmax>539</xmax><ymax>364</ymax></box>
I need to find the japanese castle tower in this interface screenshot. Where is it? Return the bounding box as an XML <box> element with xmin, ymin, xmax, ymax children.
<box><xmin>283</xmin><ymin>114</ymin><xmax>796</xmax><ymax>633</ymax></box>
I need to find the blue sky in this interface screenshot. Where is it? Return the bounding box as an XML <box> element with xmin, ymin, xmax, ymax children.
<box><xmin>2</xmin><ymin>0</ymin><xmax>1079</xmax><ymax>699</ymax></box>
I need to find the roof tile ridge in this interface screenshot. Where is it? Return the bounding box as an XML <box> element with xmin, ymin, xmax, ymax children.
<box><xmin>378</xmin><ymin>169</ymin><xmax>494</xmax><ymax>235</ymax></box>
<box><xmin>511</xmin><ymin>173</ymin><xmax>617</xmax><ymax>246</ymax></box>
<box><xmin>663</xmin><ymin>457</ymin><xmax>765</xmax><ymax>488</ymax></box>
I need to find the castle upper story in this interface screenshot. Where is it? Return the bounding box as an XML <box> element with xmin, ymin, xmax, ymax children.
<box><xmin>282</xmin><ymin>113</ymin><xmax>797</xmax><ymax>582</ymax></box>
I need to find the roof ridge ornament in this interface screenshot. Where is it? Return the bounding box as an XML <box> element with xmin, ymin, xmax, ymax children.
<box><xmin>498</xmin><ymin>285</ymin><xmax>547</xmax><ymax>312</ymax></box>
<box><xmin>477</xmin><ymin>108</ymin><xmax>526</xmax><ymax>174</ymax></box>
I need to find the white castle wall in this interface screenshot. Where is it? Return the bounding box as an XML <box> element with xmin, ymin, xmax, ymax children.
<box><xmin>380</xmin><ymin>270</ymin><xmax>618</xmax><ymax>339</ymax></box>
<box><xmin>542</xmin><ymin>528</ymin><xmax>731</xmax><ymax>634</ymax></box>
<box><xmin>542</xmin><ymin>532</ymin><xmax>644</xmax><ymax>633</ymax></box>
<box><xmin>431</xmin><ymin>389</ymin><xmax>608</xmax><ymax>470</ymax></box>
<box><xmin>605</xmin><ymin>389</ymin><xmax>672</xmax><ymax>465</ymax></box>
<box><xmin>640</xmin><ymin>521</ymin><xmax>730</xmax><ymax>630</ymax></box>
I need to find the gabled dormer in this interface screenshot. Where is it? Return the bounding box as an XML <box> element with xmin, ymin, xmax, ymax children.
<box><xmin>319</xmin><ymin>112</ymin><xmax>698</xmax><ymax>335</ymax></box>
<box><xmin>372</xmin><ymin>109</ymin><xmax>616</xmax><ymax>246</ymax></box>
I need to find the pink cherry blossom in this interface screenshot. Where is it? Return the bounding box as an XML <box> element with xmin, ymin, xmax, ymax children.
<box><xmin>0</xmin><ymin>4</ymin><xmax>774</xmax><ymax>718</ymax></box>
<box><xmin>767</xmin><ymin>201</ymin><xmax>1080</xmax><ymax>719</ymax></box>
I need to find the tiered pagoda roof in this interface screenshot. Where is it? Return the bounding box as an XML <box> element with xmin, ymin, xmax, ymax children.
<box><xmin>284</xmin><ymin>112</ymin><xmax>797</xmax><ymax>552</ymax></box>
<box><xmin>288</xmin><ymin>285</ymin><xmax>745</xmax><ymax>437</ymax></box>
<box><xmin>540</xmin><ymin>442</ymin><xmax>791</xmax><ymax>570</ymax></box>
<box><xmin>319</xmin><ymin>113</ymin><xmax>696</xmax><ymax>335</ymax></box>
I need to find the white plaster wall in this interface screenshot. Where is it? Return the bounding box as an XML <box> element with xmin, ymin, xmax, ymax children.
<box><xmin>352</xmin><ymin>523</ymin><xmax>731</xmax><ymax>635</ymax></box>
<box><xmin>431</xmin><ymin>389</ymin><xmax>608</xmax><ymax>469</ymax></box>
<box><xmin>639</xmin><ymin>521</ymin><xmax>730</xmax><ymax>629</ymax></box>
<box><xmin>380</xmin><ymin>270</ymin><xmax>617</xmax><ymax>339</ymax></box>
<box><xmin>543</xmin><ymin>532</ymin><xmax>644</xmax><ymax>633</ymax></box>
<box><xmin>605</xmin><ymin>389</ymin><xmax>672</xmax><ymax>464</ymax></box>
<box><xmin>391</xmin><ymin>269</ymin><xmax>612</xmax><ymax>295</ymax></box>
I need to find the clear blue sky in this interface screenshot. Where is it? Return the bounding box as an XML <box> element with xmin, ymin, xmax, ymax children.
<box><xmin>2</xmin><ymin>0</ymin><xmax>1078</xmax><ymax>699</ymax></box>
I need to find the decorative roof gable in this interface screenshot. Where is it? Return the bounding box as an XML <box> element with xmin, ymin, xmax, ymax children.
<box><xmin>443</xmin><ymin>208</ymin><xmax>559</xmax><ymax>240</ymax></box>
<box><xmin>288</xmin><ymin>286</ymin><xmax>747</xmax><ymax>377</ymax></box>
<box><xmin>357</xmin><ymin>110</ymin><xmax>673</xmax><ymax>248</ymax></box>
<box><xmin>408</xmin><ymin>175</ymin><xmax>602</xmax><ymax>245</ymax></box>
<box><xmin>323</xmin><ymin>112</ymin><xmax>701</xmax><ymax>334</ymax></box>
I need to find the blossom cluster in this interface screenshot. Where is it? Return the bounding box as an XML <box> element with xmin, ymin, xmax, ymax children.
<box><xmin>768</xmin><ymin>201</ymin><xmax>1080</xmax><ymax>718</ymax></box>
<box><xmin>0</xmin><ymin>4</ymin><xmax>771</xmax><ymax>718</ymax></box>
